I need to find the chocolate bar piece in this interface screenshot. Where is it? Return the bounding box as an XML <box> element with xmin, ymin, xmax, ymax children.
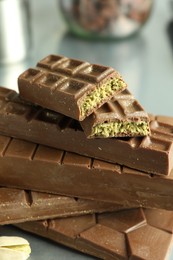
<box><xmin>0</xmin><ymin>187</ymin><xmax>120</xmax><ymax>225</ymax></box>
<box><xmin>81</xmin><ymin>89</ymin><xmax>150</xmax><ymax>138</ymax></box>
<box><xmin>18</xmin><ymin>54</ymin><xmax>127</xmax><ymax>121</ymax></box>
<box><xmin>0</xmin><ymin>87</ymin><xmax>172</xmax><ymax>175</ymax></box>
<box><xmin>15</xmin><ymin>208</ymin><xmax>173</xmax><ymax>260</ymax></box>
<box><xmin>1</xmin><ymin>135</ymin><xmax>173</xmax><ymax>210</ymax></box>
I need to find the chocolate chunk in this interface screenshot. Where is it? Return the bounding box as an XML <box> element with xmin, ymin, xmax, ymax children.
<box><xmin>18</xmin><ymin>55</ymin><xmax>127</xmax><ymax>121</ymax></box>
<box><xmin>81</xmin><ymin>89</ymin><xmax>150</xmax><ymax>138</ymax></box>
<box><xmin>0</xmin><ymin>87</ymin><xmax>172</xmax><ymax>175</ymax></box>
<box><xmin>0</xmin><ymin>187</ymin><xmax>121</xmax><ymax>225</ymax></box>
<box><xmin>1</xmin><ymin>135</ymin><xmax>173</xmax><ymax>209</ymax></box>
<box><xmin>15</xmin><ymin>208</ymin><xmax>173</xmax><ymax>260</ymax></box>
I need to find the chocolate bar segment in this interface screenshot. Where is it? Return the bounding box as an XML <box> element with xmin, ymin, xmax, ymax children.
<box><xmin>81</xmin><ymin>89</ymin><xmax>150</xmax><ymax>138</ymax></box>
<box><xmin>0</xmin><ymin>87</ymin><xmax>172</xmax><ymax>175</ymax></box>
<box><xmin>1</xmin><ymin>135</ymin><xmax>173</xmax><ymax>209</ymax></box>
<box><xmin>0</xmin><ymin>187</ymin><xmax>121</xmax><ymax>225</ymax></box>
<box><xmin>15</xmin><ymin>208</ymin><xmax>173</xmax><ymax>260</ymax></box>
<box><xmin>18</xmin><ymin>55</ymin><xmax>127</xmax><ymax>121</ymax></box>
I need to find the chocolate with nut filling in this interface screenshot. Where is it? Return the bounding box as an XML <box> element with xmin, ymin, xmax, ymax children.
<box><xmin>0</xmin><ymin>87</ymin><xmax>172</xmax><ymax>175</ymax></box>
<box><xmin>15</xmin><ymin>208</ymin><xmax>173</xmax><ymax>260</ymax></box>
<box><xmin>18</xmin><ymin>54</ymin><xmax>127</xmax><ymax>121</ymax></box>
<box><xmin>81</xmin><ymin>89</ymin><xmax>150</xmax><ymax>138</ymax></box>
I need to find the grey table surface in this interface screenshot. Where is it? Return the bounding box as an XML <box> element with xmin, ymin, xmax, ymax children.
<box><xmin>0</xmin><ymin>0</ymin><xmax>173</xmax><ymax>259</ymax></box>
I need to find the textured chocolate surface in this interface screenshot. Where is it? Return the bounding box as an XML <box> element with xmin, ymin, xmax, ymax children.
<box><xmin>81</xmin><ymin>89</ymin><xmax>150</xmax><ymax>138</ymax></box>
<box><xmin>18</xmin><ymin>55</ymin><xmax>127</xmax><ymax>121</ymax></box>
<box><xmin>0</xmin><ymin>87</ymin><xmax>172</xmax><ymax>175</ymax></box>
<box><xmin>1</xmin><ymin>135</ymin><xmax>173</xmax><ymax>209</ymax></box>
<box><xmin>15</xmin><ymin>208</ymin><xmax>173</xmax><ymax>260</ymax></box>
<box><xmin>0</xmin><ymin>187</ymin><xmax>121</xmax><ymax>225</ymax></box>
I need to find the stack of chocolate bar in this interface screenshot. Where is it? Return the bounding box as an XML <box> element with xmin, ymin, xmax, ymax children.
<box><xmin>0</xmin><ymin>55</ymin><xmax>173</xmax><ymax>259</ymax></box>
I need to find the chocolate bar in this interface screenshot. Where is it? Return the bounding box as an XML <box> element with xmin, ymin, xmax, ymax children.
<box><xmin>81</xmin><ymin>89</ymin><xmax>150</xmax><ymax>138</ymax></box>
<box><xmin>0</xmin><ymin>187</ymin><xmax>120</xmax><ymax>225</ymax></box>
<box><xmin>0</xmin><ymin>87</ymin><xmax>172</xmax><ymax>175</ymax></box>
<box><xmin>1</xmin><ymin>135</ymin><xmax>173</xmax><ymax>210</ymax></box>
<box><xmin>18</xmin><ymin>54</ymin><xmax>127</xmax><ymax>121</ymax></box>
<box><xmin>15</xmin><ymin>208</ymin><xmax>173</xmax><ymax>260</ymax></box>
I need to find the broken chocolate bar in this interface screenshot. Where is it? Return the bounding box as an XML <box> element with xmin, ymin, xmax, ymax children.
<box><xmin>0</xmin><ymin>87</ymin><xmax>172</xmax><ymax>175</ymax></box>
<box><xmin>18</xmin><ymin>54</ymin><xmax>127</xmax><ymax>121</ymax></box>
<box><xmin>0</xmin><ymin>87</ymin><xmax>172</xmax><ymax>174</ymax></box>
<box><xmin>0</xmin><ymin>187</ymin><xmax>120</xmax><ymax>225</ymax></box>
<box><xmin>1</xmin><ymin>135</ymin><xmax>173</xmax><ymax>210</ymax></box>
<box><xmin>15</xmin><ymin>208</ymin><xmax>173</xmax><ymax>260</ymax></box>
<box><xmin>81</xmin><ymin>89</ymin><xmax>150</xmax><ymax>138</ymax></box>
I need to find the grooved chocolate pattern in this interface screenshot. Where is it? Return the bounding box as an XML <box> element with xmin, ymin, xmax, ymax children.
<box><xmin>0</xmin><ymin>87</ymin><xmax>172</xmax><ymax>175</ymax></box>
<box><xmin>0</xmin><ymin>187</ymin><xmax>120</xmax><ymax>225</ymax></box>
<box><xmin>1</xmin><ymin>133</ymin><xmax>173</xmax><ymax>209</ymax></box>
<box><xmin>18</xmin><ymin>55</ymin><xmax>127</xmax><ymax>120</ymax></box>
<box><xmin>15</xmin><ymin>208</ymin><xmax>173</xmax><ymax>260</ymax></box>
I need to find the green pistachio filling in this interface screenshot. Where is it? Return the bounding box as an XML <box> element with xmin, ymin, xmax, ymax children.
<box><xmin>80</xmin><ymin>78</ymin><xmax>126</xmax><ymax>117</ymax></box>
<box><xmin>91</xmin><ymin>121</ymin><xmax>149</xmax><ymax>138</ymax></box>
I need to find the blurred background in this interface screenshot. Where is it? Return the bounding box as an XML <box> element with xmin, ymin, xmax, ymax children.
<box><xmin>0</xmin><ymin>0</ymin><xmax>173</xmax><ymax>116</ymax></box>
<box><xmin>1</xmin><ymin>1</ymin><xmax>173</xmax><ymax>259</ymax></box>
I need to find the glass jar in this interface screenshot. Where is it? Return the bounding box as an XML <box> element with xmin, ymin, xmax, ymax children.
<box><xmin>59</xmin><ymin>0</ymin><xmax>153</xmax><ymax>40</ymax></box>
